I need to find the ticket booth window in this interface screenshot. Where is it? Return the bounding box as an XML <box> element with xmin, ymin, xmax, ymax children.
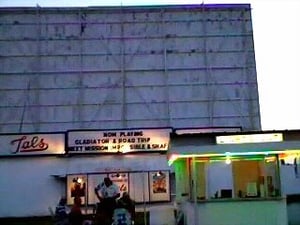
<box><xmin>207</xmin><ymin>161</ymin><xmax>233</xmax><ymax>199</ymax></box>
<box><xmin>188</xmin><ymin>155</ymin><xmax>281</xmax><ymax>200</ymax></box>
<box><xmin>232</xmin><ymin>156</ymin><xmax>280</xmax><ymax>198</ymax></box>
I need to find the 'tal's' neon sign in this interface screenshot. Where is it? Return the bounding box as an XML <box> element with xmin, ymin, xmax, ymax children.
<box><xmin>10</xmin><ymin>135</ymin><xmax>49</xmax><ymax>153</ymax></box>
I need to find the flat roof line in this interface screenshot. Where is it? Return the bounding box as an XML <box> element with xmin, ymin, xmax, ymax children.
<box><xmin>0</xmin><ymin>4</ymin><xmax>251</xmax><ymax>12</ymax></box>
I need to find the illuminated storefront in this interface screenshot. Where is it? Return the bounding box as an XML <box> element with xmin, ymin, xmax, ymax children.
<box><xmin>169</xmin><ymin>130</ymin><xmax>300</xmax><ymax>225</ymax></box>
<box><xmin>0</xmin><ymin>128</ymin><xmax>173</xmax><ymax>218</ymax></box>
<box><xmin>1</xmin><ymin>128</ymin><xmax>300</xmax><ymax>224</ymax></box>
<box><xmin>65</xmin><ymin>128</ymin><xmax>172</xmax><ymax>206</ymax></box>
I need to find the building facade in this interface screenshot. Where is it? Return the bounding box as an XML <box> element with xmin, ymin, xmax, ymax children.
<box><xmin>0</xmin><ymin>4</ymin><xmax>271</xmax><ymax>223</ymax></box>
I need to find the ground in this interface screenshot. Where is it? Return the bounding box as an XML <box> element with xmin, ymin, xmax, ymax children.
<box><xmin>0</xmin><ymin>212</ymin><xmax>148</xmax><ymax>225</ymax></box>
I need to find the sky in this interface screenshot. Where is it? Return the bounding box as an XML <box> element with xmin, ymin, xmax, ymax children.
<box><xmin>1</xmin><ymin>0</ymin><xmax>299</xmax><ymax>131</ymax></box>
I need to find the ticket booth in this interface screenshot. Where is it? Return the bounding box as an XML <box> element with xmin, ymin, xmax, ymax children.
<box><xmin>169</xmin><ymin>130</ymin><xmax>300</xmax><ymax>225</ymax></box>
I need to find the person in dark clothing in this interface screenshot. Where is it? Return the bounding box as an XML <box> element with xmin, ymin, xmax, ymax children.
<box><xmin>94</xmin><ymin>177</ymin><xmax>120</xmax><ymax>225</ymax></box>
<box><xmin>116</xmin><ymin>192</ymin><xmax>135</xmax><ymax>223</ymax></box>
<box><xmin>69</xmin><ymin>197</ymin><xmax>84</xmax><ymax>225</ymax></box>
<box><xmin>54</xmin><ymin>197</ymin><xmax>69</xmax><ymax>225</ymax></box>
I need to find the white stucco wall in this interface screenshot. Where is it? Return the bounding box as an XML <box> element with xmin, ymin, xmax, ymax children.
<box><xmin>182</xmin><ymin>199</ymin><xmax>288</xmax><ymax>225</ymax></box>
<box><xmin>0</xmin><ymin>154</ymin><xmax>170</xmax><ymax>217</ymax></box>
<box><xmin>280</xmin><ymin>165</ymin><xmax>300</xmax><ymax>195</ymax></box>
<box><xmin>287</xmin><ymin>203</ymin><xmax>300</xmax><ymax>225</ymax></box>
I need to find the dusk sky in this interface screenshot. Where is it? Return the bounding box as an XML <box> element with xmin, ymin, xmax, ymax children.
<box><xmin>1</xmin><ymin>0</ymin><xmax>299</xmax><ymax>131</ymax></box>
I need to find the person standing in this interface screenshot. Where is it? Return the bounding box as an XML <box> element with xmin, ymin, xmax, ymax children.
<box><xmin>116</xmin><ymin>192</ymin><xmax>135</xmax><ymax>224</ymax></box>
<box><xmin>69</xmin><ymin>197</ymin><xmax>84</xmax><ymax>225</ymax></box>
<box><xmin>54</xmin><ymin>197</ymin><xmax>69</xmax><ymax>225</ymax></box>
<box><xmin>94</xmin><ymin>177</ymin><xmax>120</xmax><ymax>225</ymax></box>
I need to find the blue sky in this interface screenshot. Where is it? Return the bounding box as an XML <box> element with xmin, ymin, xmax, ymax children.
<box><xmin>1</xmin><ymin>0</ymin><xmax>299</xmax><ymax>131</ymax></box>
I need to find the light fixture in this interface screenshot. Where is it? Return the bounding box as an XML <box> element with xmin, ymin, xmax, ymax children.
<box><xmin>216</xmin><ymin>133</ymin><xmax>283</xmax><ymax>144</ymax></box>
<box><xmin>72</xmin><ymin>177</ymin><xmax>82</xmax><ymax>183</ymax></box>
<box><xmin>225</xmin><ymin>157</ymin><xmax>231</xmax><ymax>164</ymax></box>
<box><xmin>155</xmin><ymin>171</ymin><xmax>163</xmax><ymax>177</ymax></box>
<box><xmin>168</xmin><ymin>150</ymin><xmax>300</xmax><ymax>165</ymax></box>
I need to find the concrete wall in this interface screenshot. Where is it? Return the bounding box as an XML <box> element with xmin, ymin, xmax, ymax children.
<box><xmin>281</xmin><ymin>165</ymin><xmax>300</xmax><ymax>195</ymax></box>
<box><xmin>0</xmin><ymin>4</ymin><xmax>261</xmax><ymax>133</ymax></box>
<box><xmin>0</xmin><ymin>154</ymin><xmax>169</xmax><ymax>217</ymax></box>
<box><xmin>182</xmin><ymin>199</ymin><xmax>288</xmax><ymax>225</ymax></box>
<box><xmin>287</xmin><ymin>203</ymin><xmax>300</xmax><ymax>225</ymax></box>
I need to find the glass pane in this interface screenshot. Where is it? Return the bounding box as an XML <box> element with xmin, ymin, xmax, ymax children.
<box><xmin>232</xmin><ymin>157</ymin><xmax>280</xmax><ymax>198</ymax></box>
<box><xmin>190</xmin><ymin>160</ymin><xmax>207</xmax><ymax>200</ymax></box>
<box><xmin>232</xmin><ymin>160</ymin><xmax>263</xmax><ymax>198</ymax></box>
<box><xmin>207</xmin><ymin>161</ymin><xmax>233</xmax><ymax>198</ymax></box>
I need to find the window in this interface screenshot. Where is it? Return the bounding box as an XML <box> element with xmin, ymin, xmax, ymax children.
<box><xmin>190</xmin><ymin>159</ymin><xmax>207</xmax><ymax>200</ymax></box>
<box><xmin>232</xmin><ymin>156</ymin><xmax>280</xmax><ymax>198</ymax></box>
<box><xmin>189</xmin><ymin>155</ymin><xmax>281</xmax><ymax>200</ymax></box>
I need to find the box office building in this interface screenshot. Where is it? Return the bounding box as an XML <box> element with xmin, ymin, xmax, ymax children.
<box><xmin>0</xmin><ymin>128</ymin><xmax>174</xmax><ymax>218</ymax></box>
<box><xmin>0</xmin><ymin>3</ymin><xmax>268</xmax><ymax>222</ymax></box>
<box><xmin>169</xmin><ymin>129</ymin><xmax>300</xmax><ymax>225</ymax></box>
<box><xmin>1</xmin><ymin>128</ymin><xmax>300</xmax><ymax>225</ymax></box>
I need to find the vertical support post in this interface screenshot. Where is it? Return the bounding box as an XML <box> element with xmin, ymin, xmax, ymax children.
<box><xmin>276</xmin><ymin>155</ymin><xmax>283</xmax><ymax>197</ymax></box>
<box><xmin>142</xmin><ymin>171</ymin><xmax>147</xmax><ymax>225</ymax></box>
<box><xmin>192</xmin><ymin>157</ymin><xmax>198</xmax><ymax>225</ymax></box>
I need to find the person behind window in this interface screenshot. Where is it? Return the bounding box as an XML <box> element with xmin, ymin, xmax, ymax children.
<box><xmin>94</xmin><ymin>177</ymin><xmax>120</xmax><ymax>225</ymax></box>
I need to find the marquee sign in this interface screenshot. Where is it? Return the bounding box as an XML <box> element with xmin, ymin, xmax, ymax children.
<box><xmin>67</xmin><ymin>128</ymin><xmax>171</xmax><ymax>154</ymax></box>
<box><xmin>0</xmin><ymin>133</ymin><xmax>65</xmax><ymax>156</ymax></box>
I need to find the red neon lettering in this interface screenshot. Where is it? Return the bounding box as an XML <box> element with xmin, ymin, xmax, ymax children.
<box><xmin>10</xmin><ymin>135</ymin><xmax>49</xmax><ymax>153</ymax></box>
